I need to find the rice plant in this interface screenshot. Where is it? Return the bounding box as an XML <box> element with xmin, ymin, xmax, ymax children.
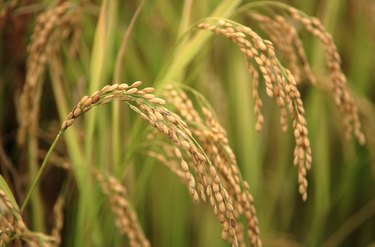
<box><xmin>0</xmin><ymin>0</ymin><xmax>374</xmax><ymax>246</ymax></box>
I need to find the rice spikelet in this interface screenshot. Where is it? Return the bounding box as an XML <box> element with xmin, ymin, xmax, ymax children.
<box><xmin>249</xmin><ymin>13</ymin><xmax>315</xmax><ymax>85</ymax></box>
<box><xmin>92</xmin><ymin>170</ymin><xmax>151</xmax><ymax>247</ymax></box>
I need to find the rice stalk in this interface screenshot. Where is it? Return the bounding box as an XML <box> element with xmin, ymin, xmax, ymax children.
<box><xmin>112</xmin><ymin>0</ymin><xmax>144</xmax><ymax>174</ymax></box>
<box><xmin>16</xmin><ymin>1</ymin><xmax>79</xmax><ymax>230</ymax></box>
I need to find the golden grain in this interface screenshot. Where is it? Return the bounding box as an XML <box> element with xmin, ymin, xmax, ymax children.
<box><xmin>92</xmin><ymin>170</ymin><xmax>150</xmax><ymax>247</ymax></box>
<box><xmin>288</xmin><ymin>7</ymin><xmax>365</xmax><ymax>145</ymax></box>
<box><xmin>61</xmin><ymin>81</ymin><xmax>239</xmax><ymax>245</ymax></box>
<box><xmin>164</xmin><ymin>86</ymin><xmax>261</xmax><ymax>246</ymax></box>
<box><xmin>18</xmin><ymin>2</ymin><xmax>77</xmax><ymax>145</ymax></box>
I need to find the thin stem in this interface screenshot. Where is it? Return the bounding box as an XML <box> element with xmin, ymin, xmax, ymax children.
<box><xmin>21</xmin><ymin>132</ymin><xmax>62</xmax><ymax>212</ymax></box>
<box><xmin>177</xmin><ymin>0</ymin><xmax>193</xmax><ymax>38</ymax></box>
<box><xmin>113</xmin><ymin>0</ymin><xmax>144</xmax><ymax>83</ymax></box>
<box><xmin>112</xmin><ymin>0</ymin><xmax>144</xmax><ymax>174</ymax></box>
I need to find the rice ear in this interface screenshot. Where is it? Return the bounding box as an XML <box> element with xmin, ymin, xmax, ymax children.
<box><xmin>92</xmin><ymin>170</ymin><xmax>151</xmax><ymax>247</ymax></box>
<box><xmin>197</xmin><ymin>19</ymin><xmax>311</xmax><ymax>201</ymax></box>
<box><xmin>62</xmin><ymin>82</ymin><xmax>239</xmax><ymax>246</ymax></box>
<box><xmin>288</xmin><ymin>7</ymin><xmax>365</xmax><ymax>145</ymax></box>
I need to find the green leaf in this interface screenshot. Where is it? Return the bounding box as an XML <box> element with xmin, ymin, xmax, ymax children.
<box><xmin>0</xmin><ymin>175</ymin><xmax>20</xmax><ymax>211</ymax></box>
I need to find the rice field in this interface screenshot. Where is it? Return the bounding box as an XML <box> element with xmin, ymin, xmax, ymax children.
<box><xmin>0</xmin><ymin>0</ymin><xmax>374</xmax><ymax>246</ymax></box>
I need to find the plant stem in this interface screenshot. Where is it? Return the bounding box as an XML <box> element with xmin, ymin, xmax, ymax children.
<box><xmin>112</xmin><ymin>0</ymin><xmax>144</xmax><ymax>175</ymax></box>
<box><xmin>21</xmin><ymin>132</ymin><xmax>62</xmax><ymax>212</ymax></box>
